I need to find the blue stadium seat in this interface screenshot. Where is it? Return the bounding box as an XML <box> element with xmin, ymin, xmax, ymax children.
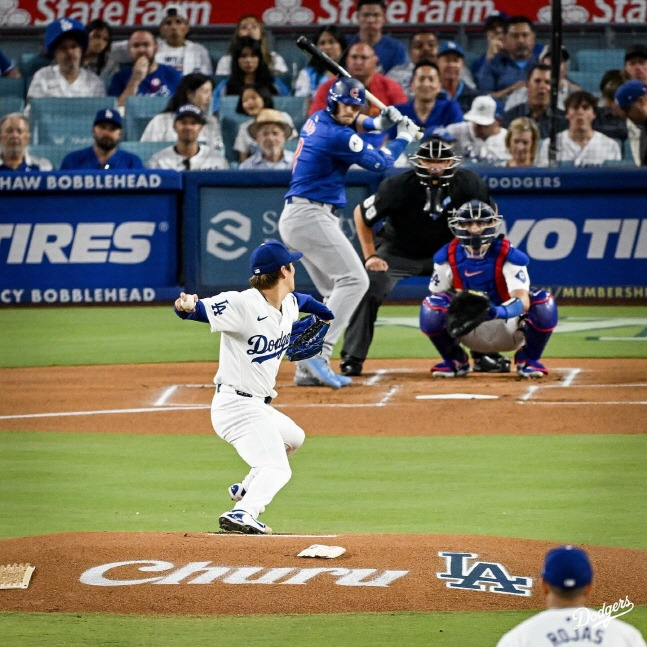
<box><xmin>118</xmin><ymin>140</ymin><xmax>175</xmax><ymax>164</ymax></box>
<box><xmin>273</xmin><ymin>95</ymin><xmax>308</xmax><ymax>131</ymax></box>
<box><xmin>0</xmin><ymin>77</ymin><xmax>25</xmax><ymax>100</ymax></box>
<box><xmin>28</xmin><ymin>144</ymin><xmax>75</xmax><ymax>169</ymax></box>
<box><xmin>575</xmin><ymin>49</ymin><xmax>624</xmax><ymax>72</ymax></box>
<box><xmin>19</xmin><ymin>53</ymin><xmax>49</xmax><ymax>90</ymax></box>
<box><xmin>0</xmin><ymin>96</ymin><xmax>24</xmax><ymax>116</ymax></box>
<box><xmin>568</xmin><ymin>71</ymin><xmax>602</xmax><ymax>94</ymax></box>
<box><xmin>28</xmin><ymin>97</ymin><xmax>116</xmax><ymax>146</ymax></box>
<box><xmin>218</xmin><ymin>95</ymin><xmax>240</xmax><ymax>116</ymax></box>
<box><xmin>124</xmin><ymin>95</ymin><xmax>168</xmax><ymax>141</ymax></box>
<box><xmin>220</xmin><ymin>113</ymin><xmax>251</xmax><ymax>163</ymax></box>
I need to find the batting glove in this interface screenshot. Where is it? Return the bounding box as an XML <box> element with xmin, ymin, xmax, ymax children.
<box><xmin>395</xmin><ymin>116</ymin><xmax>421</xmax><ymax>143</ymax></box>
<box><xmin>372</xmin><ymin>106</ymin><xmax>404</xmax><ymax>131</ymax></box>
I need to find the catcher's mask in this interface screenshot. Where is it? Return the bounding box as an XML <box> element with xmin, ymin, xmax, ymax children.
<box><xmin>326</xmin><ymin>77</ymin><xmax>366</xmax><ymax>115</ymax></box>
<box><xmin>409</xmin><ymin>136</ymin><xmax>462</xmax><ymax>187</ymax></box>
<box><xmin>449</xmin><ymin>200</ymin><xmax>502</xmax><ymax>258</ymax></box>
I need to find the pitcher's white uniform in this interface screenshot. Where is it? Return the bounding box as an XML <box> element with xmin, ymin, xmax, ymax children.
<box><xmin>497</xmin><ymin>607</ymin><xmax>647</xmax><ymax>646</ymax></box>
<box><xmin>201</xmin><ymin>288</ymin><xmax>305</xmax><ymax>519</ymax></box>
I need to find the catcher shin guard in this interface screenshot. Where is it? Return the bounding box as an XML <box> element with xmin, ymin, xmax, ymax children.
<box><xmin>420</xmin><ymin>294</ymin><xmax>465</xmax><ymax>362</ymax></box>
<box><xmin>523</xmin><ymin>290</ymin><xmax>558</xmax><ymax>360</ymax></box>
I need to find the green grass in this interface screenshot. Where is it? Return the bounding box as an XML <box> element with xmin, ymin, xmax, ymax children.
<box><xmin>2</xmin><ymin>607</ymin><xmax>647</xmax><ymax>647</ymax></box>
<box><xmin>2</xmin><ymin>432</ymin><xmax>645</xmax><ymax>547</ymax></box>
<box><xmin>0</xmin><ymin>305</ymin><xmax>645</xmax><ymax>367</ymax></box>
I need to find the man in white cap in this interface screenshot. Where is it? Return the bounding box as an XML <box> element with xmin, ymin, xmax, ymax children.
<box><xmin>155</xmin><ymin>5</ymin><xmax>213</xmax><ymax>75</ymax></box>
<box><xmin>615</xmin><ymin>79</ymin><xmax>647</xmax><ymax>166</ymax></box>
<box><xmin>146</xmin><ymin>104</ymin><xmax>229</xmax><ymax>170</ymax></box>
<box><xmin>239</xmin><ymin>109</ymin><xmax>294</xmax><ymax>170</ymax></box>
<box><xmin>27</xmin><ymin>18</ymin><xmax>106</xmax><ymax>103</ymax></box>
<box><xmin>446</xmin><ymin>94</ymin><xmax>509</xmax><ymax>163</ymax></box>
<box><xmin>497</xmin><ymin>545</ymin><xmax>646</xmax><ymax>646</ymax></box>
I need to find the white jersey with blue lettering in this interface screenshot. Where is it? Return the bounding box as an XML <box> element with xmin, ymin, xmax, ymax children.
<box><xmin>202</xmin><ymin>288</ymin><xmax>299</xmax><ymax>399</ymax></box>
<box><xmin>496</xmin><ymin>607</ymin><xmax>646</xmax><ymax>647</ymax></box>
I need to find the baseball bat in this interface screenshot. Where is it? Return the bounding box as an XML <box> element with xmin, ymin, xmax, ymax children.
<box><xmin>296</xmin><ymin>36</ymin><xmax>422</xmax><ymax>138</ymax></box>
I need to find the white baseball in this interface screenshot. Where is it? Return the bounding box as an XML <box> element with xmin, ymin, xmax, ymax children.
<box><xmin>180</xmin><ymin>295</ymin><xmax>196</xmax><ymax>311</ymax></box>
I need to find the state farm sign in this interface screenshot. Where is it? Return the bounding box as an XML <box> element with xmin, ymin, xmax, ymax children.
<box><xmin>1</xmin><ymin>0</ymin><xmax>645</xmax><ymax>27</ymax></box>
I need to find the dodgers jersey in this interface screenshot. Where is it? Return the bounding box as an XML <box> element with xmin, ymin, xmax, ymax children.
<box><xmin>286</xmin><ymin>110</ymin><xmax>402</xmax><ymax>207</ymax></box>
<box><xmin>496</xmin><ymin>607</ymin><xmax>646</xmax><ymax>646</ymax></box>
<box><xmin>429</xmin><ymin>237</ymin><xmax>530</xmax><ymax>305</ymax></box>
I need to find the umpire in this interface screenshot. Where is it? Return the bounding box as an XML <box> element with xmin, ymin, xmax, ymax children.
<box><xmin>340</xmin><ymin>135</ymin><xmax>506</xmax><ymax>376</ymax></box>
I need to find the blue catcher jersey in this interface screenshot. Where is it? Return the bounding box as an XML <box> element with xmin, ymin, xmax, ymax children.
<box><xmin>286</xmin><ymin>110</ymin><xmax>394</xmax><ymax>207</ymax></box>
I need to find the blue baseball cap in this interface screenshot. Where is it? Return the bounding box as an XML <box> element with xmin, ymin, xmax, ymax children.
<box><xmin>438</xmin><ymin>41</ymin><xmax>465</xmax><ymax>58</ymax></box>
<box><xmin>250</xmin><ymin>240</ymin><xmax>303</xmax><ymax>275</ymax></box>
<box><xmin>93</xmin><ymin>108</ymin><xmax>122</xmax><ymax>128</ymax></box>
<box><xmin>174</xmin><ymin>103</ymin><xmax>207</xmax><ymax>124</ymax></box>
<box><xmin>542</xmin><ymin>545</ymin><xmax>593</xmax><ymax>589</ymax></box>
<box><xmin>615</xmin><ymin>80</ymin><xmax>647</xmax><ymax>110</ymax></box>
<box><xmin>45</xmin><ymin>17</ymin><xmax>88</xmax><ymax>58</ymax></box>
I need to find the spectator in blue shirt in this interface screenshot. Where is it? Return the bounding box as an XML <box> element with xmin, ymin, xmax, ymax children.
<box><xmin>477</xmin><ymin>16</ymin><xmax>541</xmax><ymax>103</ymax></box>
<box><xmin>347</xmin><ymin>0</ymin><xmax>407</xmax><ymax>74</ymax></box>
<box><xmin>60</xmin><ymin>108</ymin><xmax>144</xmax><ymax>170</ymax></box>
<box><xmin>108</xmin><ymin>29</ymin><xmax>182</xmax><ymax>107</ymax></box>
<box><xmin>0</xmin><ymin>49</ymin><xmax>20</xmax><ymax>78</ymax></box>
<box><xmin>388</xmin><ymin>61</ymin><xmax>463</xmax><ymax>142</ymax></box>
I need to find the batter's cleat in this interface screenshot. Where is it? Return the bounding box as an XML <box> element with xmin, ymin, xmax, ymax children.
<box><xmin>431</xmin><ymin>359</ymin><xmax>471</xmax><ymax>378</ymax></box>
<box><xmin>228</xmin><ymin>483</ymin><xmax>246</xmax><ymax>502</ymax></box>
<box><xmin>297</xmin><ymin>357</ymin><xmax>341</xmax><ymax>389</ymax></box>
<box><xmin>516</xmin><ymin>359</ymin><xmax>549</xmax><ymax>378</ymax></box>
<box><xmin>340</xmin><ymin>358</ymin><xmax>363</xmax><ymax>376</ymax></box>
<box><xmin>472</xmin><ymin>352</ymin><xmax>511</xmax><ymax>373</ymax></box>
<box><xmin>219</xmin><ymin>509</ymin><xmax>272</xmax><ymax>535</ymax></box>
<box><xmin>335</xmin><ymin>373</ymin><xmax>353</xmax><ymax>387</ymax></box>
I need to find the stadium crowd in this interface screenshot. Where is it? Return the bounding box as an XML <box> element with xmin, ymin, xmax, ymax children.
<box><xmin>0</xmin><ymin>1</ymin><xmax>646</xmax><ymax>172</ymax></box>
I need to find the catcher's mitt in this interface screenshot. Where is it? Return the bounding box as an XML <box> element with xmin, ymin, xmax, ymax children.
<box><xmin>446</xmin><ymin>290</ymin><xmax>492</xmax><ymax>338</ymax></box>
<box><xmin>285</xmin><ymin>315</ymin><xmax>330</xmax><ymax>362</ymax></box>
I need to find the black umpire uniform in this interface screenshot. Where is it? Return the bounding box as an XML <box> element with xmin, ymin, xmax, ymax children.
<box><xmin>340</xmin><ymin>137</ymin><xmax>497</xmax><ymax>376</ymax></box>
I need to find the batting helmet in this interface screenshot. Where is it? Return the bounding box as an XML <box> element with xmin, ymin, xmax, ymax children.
<box><xmin>448</xmin><ymin>200</ymin><xmax>502</xmax><ymax>258</ymax></box>
<box><xmin>409</xmin><ymin>136</ymin><xmax>462</xmax><ymax>187</ymax></box>
<box><xmin>326</xmin><ymin>77</ymin><xmax>366</xmax><ymax>114</ymax></box>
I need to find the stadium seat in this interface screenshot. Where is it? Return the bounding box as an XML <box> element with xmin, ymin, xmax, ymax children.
<box><xmin>19</xmin><ymin>53</ymin><xmax>49</xmax><ymax>90</ymax></box>
<box><xmin>273</xmin><ymin>95</ymin><xmax>308</xmax><ymax>131</ymax></box>
<box><xmin>0</xmin><ymin>95</ymin><xmax>24</xmax><ymax>116</ymax></box>
<box><xmin>118</xmin><ymin>140</ymin><xmax>175</xmax><ymax>164</ymax></box>
<box><xmin>568</xmin><ymin>71</ymin><xmax>602</xmax><ymax>94</ymax></box>
<box><xmin>218</xmin><ymin>95</ymin><xmax>240</xmax><ymax>116</ymax></box>
<box><xmin>28</xmin><ymin>144</ymin><xmax>75</xmax><ymax>169</ymax></box>
<box><xmin>0</xmin><ymin>77</ymin><xmax>25</xmax><ymax>101</ymax></box>
<box><xmin>124</xmin><ymin>95</ymin><xmax>168</xmax><ymax>140</ymax></box>
<box><xmin>28</xmin><ymin>97</ymin><xmax>116</xmax><ymax>145</ymax></box>
<box><xmin>575</xmin><ymin>49</ymin><xmax>624</xmax><ymax>72</ymax></box>
<box><xmin>220</xmin><ymin>113</ymin><xmax>251</xmax><ymax>163</ymax></box>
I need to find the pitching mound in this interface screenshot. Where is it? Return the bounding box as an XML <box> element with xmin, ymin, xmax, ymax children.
<box><xmin>0</xmin><ymin>532</ymin><xmax>644</xmax><ymax>616</ymax></box>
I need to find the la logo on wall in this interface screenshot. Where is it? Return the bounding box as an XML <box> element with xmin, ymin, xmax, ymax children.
<box><xmin>437</xmin><ymin>552</ymin><xmax>534</xmax><ymax>596</ymax></box>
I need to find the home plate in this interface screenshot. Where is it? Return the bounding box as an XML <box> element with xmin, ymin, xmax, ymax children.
<box><xmin>416</xmin><ymin>394</ymin><xmax>499</xmax><ymax>400</ymax></box>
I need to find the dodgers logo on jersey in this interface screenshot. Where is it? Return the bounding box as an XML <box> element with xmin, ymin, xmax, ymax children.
<box><xmin>247</xmin><ymin>332</ymin><xmax>291</xmax><ymax>363</ymax></box>
<box><xmin>210</xmin><ymin>300</ymin><xmax>229</xmax><ymax>316</ymax></box>
<box><xmin>436</xmin><ymin>552</ymin><xmax>533</xmax><ymax>596</ymax></box>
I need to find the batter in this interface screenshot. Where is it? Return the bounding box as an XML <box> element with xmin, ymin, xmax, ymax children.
<box><xmin>174</xmin><ymin>240</ymin><xmax>333</xmax><ymax>535</ymax></box>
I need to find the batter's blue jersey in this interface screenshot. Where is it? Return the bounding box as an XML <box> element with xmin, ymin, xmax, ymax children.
<box><xmin>286</xmin><ymin>110</ymin><xmax>402</xmax><ymax>208</ymax></box>
<box><xmin>434</xmin><ymin>237</ymin><xmax>529</xmax><ymax>305</ymax></box>
<box><xmin>60</xmin><ymin>147</ymin><xmax>145</xmax><ymax>170</ymax></box>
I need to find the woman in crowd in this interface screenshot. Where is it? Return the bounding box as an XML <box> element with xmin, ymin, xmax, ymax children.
<box><xmin>213</xmin><ymin>37</ymin><xmax>289</xmax><ymax>113</ymax></box>
<box><xmin>503</xmin><ymin>117</ymin><xmax>540</xmax><ymax>167</ymax></box>
<box><xmin>82</xmin><ymin>19</ymin><xmax>119</xmax><ymax>83</ymax></box>
<box><xmin>140</xmin><ymin>72</ymin><xmax>224</xmax><ymax>152</ymax></box>
<box><xmin>215</xmin><ymin>14</ymin><xmax>287</xmax><ymax>76</ymax></box>
<box><xmin>232</xmin><ymin>83</ymin><xmax>295</xmax><ymax>163</ymax></box>
<box><xmin>294</xmin><ymin>25</ymin><xmax>347</xmax><ymax>106</ymax></box>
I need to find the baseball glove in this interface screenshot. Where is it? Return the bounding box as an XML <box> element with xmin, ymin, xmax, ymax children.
<box><xmin>285</xmin><ymin>315</ymin><xmax>330</xmax><ymax>362</ymax></box>
<box><xmin>446</xmin><ymin>290</ymin><xmax>492</xmax><ymax>338</ymax></box>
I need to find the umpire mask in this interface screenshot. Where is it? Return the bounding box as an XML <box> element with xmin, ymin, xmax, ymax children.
<box><xmin>409</xmin><ymin>137</ymin><xmax>462</xmax><ymax>189</ymax></box>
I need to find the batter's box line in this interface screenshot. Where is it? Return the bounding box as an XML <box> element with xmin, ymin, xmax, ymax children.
<box><xmin>154</xmin><ymin>384</ymin><xmax>214</xmax><ymax>407</ymax></box>
<box><xmin>519</xmin><ymin>368</ymin><xmax>581</xmax><ymax>403</ymax></box>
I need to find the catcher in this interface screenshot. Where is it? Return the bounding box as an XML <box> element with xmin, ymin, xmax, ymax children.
<box><xmin>419</xmin><ymin>200</ymin><xmax>558</xmax><ymax>378</ymax></box>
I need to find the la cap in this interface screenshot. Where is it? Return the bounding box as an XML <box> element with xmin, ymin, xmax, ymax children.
<box><xmin>174</xmin><ymin>103</ymin><xmax>207</xmax><ymax>124</ymax></box>
<box><xmin>615</xmin><ymin>80</ymin><xmax>647</xmax><ymax>110</ymax></box>
<box><xmin>93</xmin><ymin>107</ymin><xmax>122</xmax><ymax>128</ymax></box>
<box><xmin>539</xmin><ymin>44</ymin><xmax>570</xmax><ymax>62</ymax></box>
<box><xmin>438</xmin><ymin>41</ymin><xmax>465</xmax><ymax>58</ymax></box>
<box><xmin>542</xmin><ymin>545</ymin><xmax>593</xmax><ymax>590</ymax></box>
<box><xmin>249</xmin><ymin>108</ymin><xmax>293</xmax><ymax>140</ymax></box>
<box><xmin>484</xmin><ymin>11</ymin><xmax>508</xmax><ymax>29</ymax></box>
<box><xmin>250</xmin><ymin>240</ymin><xmax>303</xmax><ymax>275</ymax></box>
<box><xmin>625</xmin><ymin>44</ymin><xmax>647</xmax><ymax>63</ymax></box>
<box><xmin>162</xmin><ymin>4</ymin><xmax>188</xmax><ymax>23</ymax></box>
<box><xmin>45</xmin><ymin>17</ymin><xmax>88</xmax><ymax>58</ymax></box>
<box><xmin>464</xmin><ymin>95</ymin><xmax>501</xmax><ymax>125</ymax></box>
